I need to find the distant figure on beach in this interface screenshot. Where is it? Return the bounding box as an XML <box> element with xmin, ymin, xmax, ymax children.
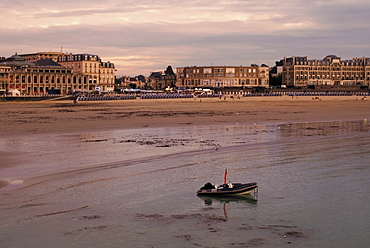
<box><xmin>72</xmin><ymin>92</ymin><xmax>78</xmax><ymax>104</ymax></box>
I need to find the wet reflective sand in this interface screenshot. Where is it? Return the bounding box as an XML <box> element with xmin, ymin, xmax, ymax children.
<box><xmin>1</xmin><ymin>120</ymin><xmax>369</xmax><ymax>247</ymax></box>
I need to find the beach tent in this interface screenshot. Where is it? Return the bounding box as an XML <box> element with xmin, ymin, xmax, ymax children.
<box><xmin>8</xmin><ymin>89</ymin><xmax>20</xmax><ymax>96</ymax></box>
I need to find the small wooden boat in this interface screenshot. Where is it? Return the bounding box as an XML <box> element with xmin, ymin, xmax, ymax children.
<box><xmin>197</xmin><ymin>169</ymin><xmax>258</xmax><ymax>196</ymax></box>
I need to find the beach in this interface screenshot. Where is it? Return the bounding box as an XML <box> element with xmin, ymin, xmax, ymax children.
<box><xmin>0</xmin><ymin>95</ymin><xmax>369</xmax><ymax>137</ymax></box>
<box><xmin>1</xmin><ymin>95</ymin><xmax>370</xmax><ymax>247</ymax></box>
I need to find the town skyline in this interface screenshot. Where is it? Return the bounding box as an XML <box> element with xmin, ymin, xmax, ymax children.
<box><xmin>2</xmin><ymin>0</ymin><xmax>370</xmax><ymax>76</ymax></box>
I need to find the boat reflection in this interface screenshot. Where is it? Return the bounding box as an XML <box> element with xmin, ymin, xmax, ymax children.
<box><xmin>198</xmin><ymin>194</ymin><xmax>257</xmax><ymax>206</ymax></box>
<box><xmin>198</xmin><ymin>194</ymin><xmax>257</xmax><ymax>219</ymax></box>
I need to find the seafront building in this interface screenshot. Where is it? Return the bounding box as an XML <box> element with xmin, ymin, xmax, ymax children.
<box><xmin>0</xmin><ymin>65</ymin><xmax>11</xmax><ymax>95</ymax></box>
<box><xmin>117</xmin><ymin>75</ymin><xmax>148</xmax><ymax>89</ymax></box>
<box><xmin>0</xmin><ymin>54</ymin><xmax>84</xmax><ymax>95</ymax></box>
<box><xmin>176</xmin><ymin>65</ymin><xmax>269</xmax><ymax>89</ymax></box>
<box><xmin>282</xmin><ymin>55</ymin><xmax>370</xmax><ymax>88</ymax></box>
<box><xmin>148</xmin><ymin>66</ymin><xmax>176</xmax><ymax>89</ymax></box>
<box><xmin>18</xmin><ymin>52</ymin><xmax>64</xmax><ymax>63</ymax></box>
<box><xmin>0</xmin><ymin>52</ymin><xmax>115</xmax><ymax>95</ymax></box>
<box><xmin>57</xmin><ymin>53</ymin><xmax>115</xmax><ymax>91</ymax></box>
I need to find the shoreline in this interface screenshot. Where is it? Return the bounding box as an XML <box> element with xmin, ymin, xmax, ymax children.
<box><xmin>0</xmin><ymin>95</ymin><xmax>369</xmax><ymax>137</ymax></box>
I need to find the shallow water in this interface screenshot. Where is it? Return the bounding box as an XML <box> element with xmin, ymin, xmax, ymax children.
<box><xmin>0</xmin><ymin>121</ymin><xmax>369</xmax><ymax>247</ymax></box>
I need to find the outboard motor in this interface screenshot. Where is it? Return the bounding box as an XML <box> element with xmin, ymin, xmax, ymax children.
<box><xmin>200</xmin><ymin>182</ymin><xmax>215</xmax><ymax>190</ymax></box>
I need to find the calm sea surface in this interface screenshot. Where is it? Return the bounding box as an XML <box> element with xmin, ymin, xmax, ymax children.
<box><xmin>0</xmin><ymin>120</ymin><xmax>369</xmax><ymax>248</ymax></box>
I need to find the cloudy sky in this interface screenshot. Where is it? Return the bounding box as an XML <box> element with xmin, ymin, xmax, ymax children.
<box><xmin>1</xmin><ymin>0</ymin><xmax>370</xmax><ymax>76</ymax></box>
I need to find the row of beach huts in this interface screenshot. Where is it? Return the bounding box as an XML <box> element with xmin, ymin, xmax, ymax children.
<box><xmin>75</xmin><ymin>91</ymin><xmax>370</xmax><ymax>101</ymax></box>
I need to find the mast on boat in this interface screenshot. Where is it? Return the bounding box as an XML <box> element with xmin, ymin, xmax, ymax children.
<box><xmin>223</xmin><ymin>169</ymin><xmax>228</xmax><ymax>185</ymax></box>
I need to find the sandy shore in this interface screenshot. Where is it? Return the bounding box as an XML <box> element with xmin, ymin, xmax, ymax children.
<box><xmin>0</xmin><ymin>180</ymin><xmax>10</xmax><ymax>189</ymax></box>
<box><xmin>0</xmin><ymin>95</ymin><xmax>369</xmax><ymax>137</ymax></box>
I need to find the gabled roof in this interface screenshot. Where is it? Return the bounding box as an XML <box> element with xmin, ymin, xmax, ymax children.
<box><xmin>165</xmin><ymin>65</ymin><xmax>175</xmax><ymax>75</ymax></box>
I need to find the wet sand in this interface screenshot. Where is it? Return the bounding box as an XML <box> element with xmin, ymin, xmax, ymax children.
<box><xmin>0</xmin><ymin>180</ymin><xmax>10</xmax><ymax>189</ymax></box>
<box><xmin>0</xmin><ymin>96</ymin><xmax>369</xmax><ymax>247</ymax></box>
<box><xmin>0</xmin><ymin>95</ymin><xmax>368</xmax><ymax>138</ymax></box>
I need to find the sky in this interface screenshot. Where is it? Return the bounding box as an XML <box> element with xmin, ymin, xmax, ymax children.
<box><xmin>1</xmin><ymin>0</ymin><xmax>370</xmax><ymax>76</ymax></box>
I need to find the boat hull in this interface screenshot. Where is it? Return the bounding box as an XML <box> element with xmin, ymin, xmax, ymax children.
<box><xmin>197</xmin><ymin>182</ymin><xmax>258</xmax><ymax>196</ymax></box>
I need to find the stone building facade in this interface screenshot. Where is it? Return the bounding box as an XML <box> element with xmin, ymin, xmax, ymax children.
<box><xmin>0</xmin><ymin>52</ymin><xmax>116</xmax><ymax>95</ymax></box>
<box><xmin>148</xmin><ymin>66</ymin><xmax>176</xmax><ymax>89</ymax></box>
<box><xmin>18</xmin><ymin>52</ymin><xmax>64</xmax><ymax>63</ymax></box>
<box><xmin>282</xmin><ymin>55</ymin><xmax>370</xmax><ymax>88</ymax></box>
<box><xmin>0</xmin><ymin>54</ymin><xmax>90</xmax><ymax>95</ymax></box>
<box><xmin>0</xmin><ymin>65</ymin><xmax>11</xmax><ymax>94</ymax></box>
<box><xmin>57</xmin><ymin>53</ymin><xmax>115</xmax><ymax>91</ymax></box>
<box><xmin>176</xmin><ymin>65</ymin><xmax>269</xmax><ymax>88</ymax></box>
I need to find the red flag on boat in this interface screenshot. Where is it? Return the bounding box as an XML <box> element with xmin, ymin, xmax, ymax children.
<box><xmin>224</xmin><ymin>169</ymin><xmax>228</xmax><ymax>184</ymax></box>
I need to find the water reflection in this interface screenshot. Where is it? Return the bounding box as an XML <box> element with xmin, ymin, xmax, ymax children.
<box><xmin>198</xmin><ymin>194</ymin><xmax>258</xmax><ymax>206</ymax></box>
<box><xmin>198</xmin><ymin>194</ymin><xmax>258</xmax><ymax>219</ymax></box>
<box><xmin>277</xmin><ymin>120</ymin><xmax>369</xmax><ymax>138</ymax></box>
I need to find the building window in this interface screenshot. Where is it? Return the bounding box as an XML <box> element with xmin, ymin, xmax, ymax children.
<box><xmin>226</xmin><ymin>68</ymin><xmax>235</xmax><ymax>77</ymax></box>
<box><xmin>214</xmin><ymin>68</ymin><xmax>223</xmax><ymax>77</ymax></box>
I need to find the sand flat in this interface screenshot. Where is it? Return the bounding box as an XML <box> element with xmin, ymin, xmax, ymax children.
<box><xmin>0</xmin><ymin>95</ymin><xmax>369</xmax><ymax>137</ymax></box>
